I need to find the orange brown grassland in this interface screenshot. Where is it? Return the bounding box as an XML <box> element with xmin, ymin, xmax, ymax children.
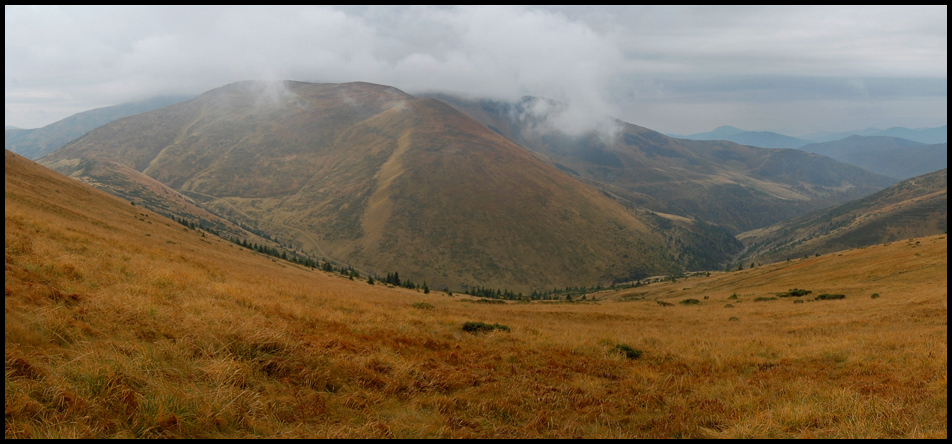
<box><xmin>5</xmin><ymin>150</ymin><xmax>947</xmax><ymax>438</ymax></box>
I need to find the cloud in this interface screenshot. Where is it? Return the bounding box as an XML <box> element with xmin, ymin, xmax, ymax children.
<box><xmin>4</xmin><ymin>5</ymin><xmax>947</xmax><ymax>134</ymax></box>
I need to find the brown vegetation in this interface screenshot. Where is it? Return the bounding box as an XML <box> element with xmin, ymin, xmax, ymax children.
<box><xmin>5</xmin><ymin>150</ymin><xmax>947</xmax><ymax>438</ymax></box>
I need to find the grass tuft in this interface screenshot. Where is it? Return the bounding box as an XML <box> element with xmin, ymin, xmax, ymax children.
<box><xmin>611</xmin><ymin>343</ymin><xmax>643</xmax><ymax>360</ymax></box>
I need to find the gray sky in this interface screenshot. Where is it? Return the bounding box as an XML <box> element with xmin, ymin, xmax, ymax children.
<box><xmin>5</xmin><ymin>5</ymin><xmax>947</xmax><ymax>136</ymax></box>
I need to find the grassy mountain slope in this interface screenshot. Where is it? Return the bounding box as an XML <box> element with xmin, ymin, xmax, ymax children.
<box><xmin>6</xmin><ymin>149</ymin><xmax>946</xmax><ymax>438</ymax></box>
<box><xmin>798</xmin><ymin>135</ymin><xmax>947</xmax><ymax>180</ymax></box>
<box><xmin>5</xmin><ymin>96</ymin><xmax>191</xmax><ymax>160</ymax></box>
<box><xmin>426</xmin><ymin>94</ymin><xmax>896</xmax><ymax>234</ymax></box>
<box><xmin>737</xmin><ymin>168</ymin><xmax>947</xmax><ymax>264</ymax></box>
<box><xmin>40</xmin><ymin>81</ymin><xmax>734</xmax><ymax>292</ymax></box>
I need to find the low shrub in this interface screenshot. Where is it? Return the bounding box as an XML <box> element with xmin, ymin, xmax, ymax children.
<box><xmin>724</xmin><ymin>304</ymin><xmax>734</xmax><ymax>308</ymax></box>
<box><xmin>815</xmin><ymin>293</ymin><xmax>846</xmax><ymax>301</ymax></box>
<box><xmin>656</xmin><ymin>300</ymin><xmax>674</xmax><ymax>307</ymax></box>
<box><xmin>793</xmin><ymin>299</ymin><xmax>805</xmax><ymax>304</ymax></box>
<box><xmin>462</xmin><ymin>321</ymin><xmax>510</xmax><ymax>334</ymax></box>
<box><xmin>728</xmin><ymin>293</ymin><xmax>739</xmax><ymax>300</ymax></box>
<box><xmin>754</xmin><ymin>297</ymin><xmax>777</xmax><ymax>302</ymax></box>
<box><xmin>779</xmin><ymin>288</ymin><xmax>812</xmax><ymax>297</ymax></box>
<box><xmin>728</xmin><ymin>316</ymin><xmax>740</xmax><ymax>321</ymax></box>
<box><xmin>871</xmin><ymin>293</ymin><xmax>880</xmax><ymax>299</ymax></box>
<box><xmin>463</xmin><ymin>298</ymin><xmax>505</xmax><ymax>304</ymax></box>
<box><xmin>679</xmin><ymin>298</ymin><xmax>701</xmax><ymax>305</ymax></box>
<box><xmin>411</xmin><ymin>302</ymin><xmax>434</xmax><ymax>310</ymax></box>
<box><xmin>612</xmin><ymin>343</ymin><xmax>643</xmax><ymax>360</ymax></box>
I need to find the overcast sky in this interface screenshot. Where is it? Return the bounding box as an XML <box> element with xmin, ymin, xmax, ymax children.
<box><xmin>5</xmin><ymin>5</ymin><xmax>947</xmax><ymax>136</ymax></box>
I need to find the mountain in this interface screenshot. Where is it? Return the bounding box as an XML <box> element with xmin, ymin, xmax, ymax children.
<box><xmin>677</xmin><ymin>126</ymin><xmax>812</xmax><ymax>148</ymax></box>
<box><xmin>798</xmin><ymin>135</ymin><xmax>947</xmax><ymax>180</ymax></box>
<box><xmin>668</xmin><ymin>125</ymin><xmax>744</xmax><ymax>140</ymax></box>
<box><xmin>737</xmin><ymin>168</ymin><xmax>947</xmax><ymax>265</ymax></box>
<box><xmin>424</xmin><ymin>94</ymin><xmax>896</xmax><ymax>234</ymax></box>
<box><xmin>802</xmin><ymin>125</ymin><xmax>947</xmax><ymax>144</ymax></box>
<box><xmin>40</xmin><ymin>80</ymin><xmax>741</xmax><ymax>292</ymax></box>
<box><xmin>5</xmin><ymin>95</ymin><xmax>192</xmax><ymax>160</ymax></box>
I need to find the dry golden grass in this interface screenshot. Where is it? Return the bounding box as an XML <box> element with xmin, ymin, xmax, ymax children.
<box><xmin>5</xmin><ymin>150</ymin><xmax>947</xmax><ymax>438</ymax></box>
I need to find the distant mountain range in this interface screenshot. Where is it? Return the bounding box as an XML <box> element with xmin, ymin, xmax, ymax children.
<box><xmin>797</xmin><ymin>136</ymin><xmax>947</xmax><ymax>180</ymax></box>
<box><xmin>737</xmin><ymin>168</ymin><xmax>947</xmax><ymax>265</ymax></box>
<box><xmin>5</xmin><ymin>95</ymin><xmax>192</xmax><ymax>160</ymax></box>
<box><xmin>671</xmin><ymin>126</ymin><xmax>813</xmax><ymax>148</ymax></box>
<box><xmin>669</xmin><ymin>124</ymin><xmax>947</xmax><ymax>148</ymax></box>
<box><xmin>801</xmin><ymin>125</ymin><xmax>947</xmax><ymax>144</ymax></box>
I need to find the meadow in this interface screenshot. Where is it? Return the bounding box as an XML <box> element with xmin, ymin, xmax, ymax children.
<box><xmin>5</xmin><ymin>151</ymin><xmax>947</xmax><ymax>438</ymax></box>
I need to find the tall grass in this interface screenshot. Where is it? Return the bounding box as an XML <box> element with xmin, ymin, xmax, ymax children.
<box><xmin>5</xmin><ymin>152</ymin><xmax>948</xmax><ymax>438</ymax></box>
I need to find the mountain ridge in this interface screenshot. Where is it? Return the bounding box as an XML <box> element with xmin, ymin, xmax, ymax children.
<box><xmin>41</xmin><ymin>80</ymin><xmax>738</xmax><ymax>292</ymax></box>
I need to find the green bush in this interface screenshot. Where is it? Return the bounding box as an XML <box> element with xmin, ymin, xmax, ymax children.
<box><xmin>754</xmin><ymin>297</ymin><xmax>777</xmax><ymax>302</ymax></box>
<box><xmin>779</xmin><ymin>288</ymin><xmax>812</xmax><ymax>297</ymax></box>
<box><xmin>793</xmin><ymin>299</ymin><xmax>805</xmax><ymax>304</ymax></box>
<box><xmin>728</xmin><ymin>293</ymin><xmax>739</xmax><ymax>300</ymax></box>
<box><xmin>411</xmin><ymin>302</ymin><xmax>434</xmax><ymax>310</ymax></box>
<box><xmin>679</xmin><ymin>298</ymin><xmax>701</xmax><ymax>305</ymax></box>
<box><xmin>728</xmin><ymin>317</ymin><xmax>740</xmax><ymax>321</ymax></box>
<box><xmin>463</xmin><ymin>298</ymin><xmax>505</xmax><ymax>304</ymax></box>
<box><xmin>612</xmin><ymin>343</ymin><xmax>643</xmax><ymax>360</ymax></box>
<box><xmin>815</xmin><ymin>293</ymin><xmax>846</xmax><ymax>300</ymax></box>
<box><xmin>656</xmin><ymin>300</ymin><xmax>674</xmax><ymax>307</ymax></box>
<box><xmin>462</xmin><ymin>321</ymin><xmax>510</xmax><ymax>334</ymax></box>
<box><xmin>870</xmin><ymin>293</ymin><xmax>880</xmax><ymax>299</ymax></box>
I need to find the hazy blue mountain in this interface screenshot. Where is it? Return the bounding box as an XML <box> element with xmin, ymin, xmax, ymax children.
<box><xmin>875</xmin><ymin>126</ymin><xmax>947</xmax><ymax>144</ymax></box>
<box><xmin>5</xmin><ymin>95</ymin><xmax>192</xmax><ymax>160</ymax></box>
<box><xmin>798</xmin><ymin>135</ymin><xmax>947</xmax><ymax>180</ymax></box>
<box><xmin>802</xmin><ymin>125</ymin><xmax>947</xmax><ymax>144</ymax></box>
<box><xmin>676</xmin><ymin>126</ymin><xmax>812</xmax><ymax>148</ymax></box>
<box><xmin>670</xmin><ymin>125</ymin><xmax>744</xmax><ymax>140</ymax></box>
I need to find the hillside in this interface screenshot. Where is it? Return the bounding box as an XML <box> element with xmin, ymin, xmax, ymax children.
<box><xmin>737</xmin><ymin>168</ymin><xmax>947</xmax><ymax>265</ymax></box>
<box><xmin>5</xmin><ymin>148</ymin><xmax>946</xmax><ymax>438</ymax></box>
<box><xmin>797</xmin><ymin>135</ymin><xmax>947</xmax><ymax>180</ymax></box>
<box><xmin>426</xmin><ymin>94</ymin><xmax>896</xmax><ymax>234</ymax></box>
<box><xmin>39</xmin><ymin>81</ymin><xmax>737</xmax><ymax>292</ymax></box>
<box><xmin>5</xmin><ymin>96</ymin><xmax>191</xmax><ymax>160</ymax></box>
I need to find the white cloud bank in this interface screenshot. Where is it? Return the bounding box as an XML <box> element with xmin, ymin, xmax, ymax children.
<box><xmin>5</xmin><ymin>5</ymin><xmax>946</xmax><ymax>135</ymax></box>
